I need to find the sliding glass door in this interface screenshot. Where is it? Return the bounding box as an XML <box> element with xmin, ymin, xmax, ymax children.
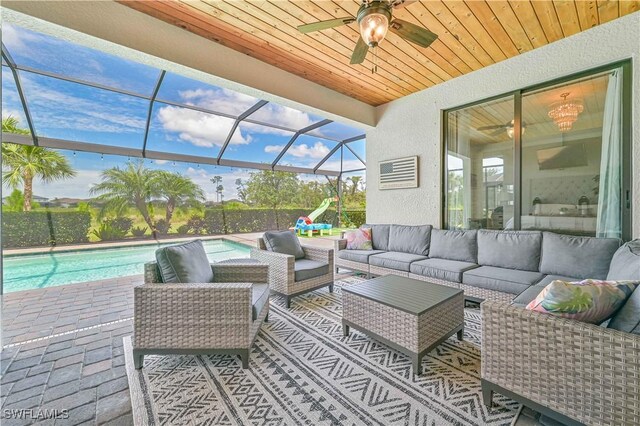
<box><xmin>443</xmin><ymin>61</ymin><xmax>631</xmax><ymax>239</ymax></box>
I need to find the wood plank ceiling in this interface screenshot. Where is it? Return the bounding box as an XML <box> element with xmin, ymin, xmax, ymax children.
<box><xmin>120</xmin><ymin>1</ymin><xmax>640</xmax><ymax>106</ymax></box>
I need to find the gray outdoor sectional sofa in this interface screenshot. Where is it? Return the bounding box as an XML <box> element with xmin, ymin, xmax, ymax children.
<box><xmin>335</xmin><ymin>224</ymin><xmax>624</xmax><ymax>303</ymax></box>
<box><xmin>336</xmin><ymin>224</ymin><xmax>640</xmax><ymax>425</ymax></box>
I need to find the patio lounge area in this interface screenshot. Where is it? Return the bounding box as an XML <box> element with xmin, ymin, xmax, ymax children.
<box><xmin>2</xmin><ymin>2</ymin><xmax>640</xmax><ymax>426</ymax></box>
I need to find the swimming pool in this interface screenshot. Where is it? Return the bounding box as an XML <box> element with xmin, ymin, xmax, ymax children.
<box><xmin>2</xmin><ymin>239</ymin><xmax>251</xmax><ymax>293</ymax></box>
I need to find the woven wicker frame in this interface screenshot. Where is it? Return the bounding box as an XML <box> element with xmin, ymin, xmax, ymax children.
<box><xmin>343</xmin><ymin>288</ymin><xmax>464</xmax><ymax>375</ymax></box>
<box><xmin>481</xmin><ymin>301</ymin><xmax>640</xmax><ymax>425</ymax></box>
<box><xmin>251</xmin><ymin>238</ymin><xmax>334</xmax><ymax>308</ymax></box>
<box><xmin>134</xmin><ymin>261</ymin><xmax>270</xmax><ymax>369</ymax></box>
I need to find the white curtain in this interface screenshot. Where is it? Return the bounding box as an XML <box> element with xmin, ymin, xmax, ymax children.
<box><xmin>596</xmin><ymin>69</ymin><xmax>623</xmax><ymax>239</ymax></box>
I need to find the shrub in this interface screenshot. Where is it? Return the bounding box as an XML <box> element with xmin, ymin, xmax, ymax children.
<box><xmin>104</xmin><ymin>217</ymin><xmax>133</xmax><ymax>235</ymax></box>
<box><xmin>155</xmin><ymin>219</ymin><xmax>171</xmax><ymax>235</ymax></box>
<box><xmin>131</xmin><ymin>226</ymin><xmax>148</xmax><ymax>237</ymax></box>
<box><xmin>1</xmin><ymin>211</ymin><xmax>91</xmax><ymax>248</ymax></box>
<box><xmin>186</xmin><ymin>215</ymin><xmax>207</xmax><ymax>235</ymax></box>
<box><xmin>176</xmin><ymin>224</ymin><xmax>191</xmax><ymax>235</ymax></box>
<box><xmin>91</xmin><ymin>222</ymin><xmax>126</xmax><ymax>241</ymax></box>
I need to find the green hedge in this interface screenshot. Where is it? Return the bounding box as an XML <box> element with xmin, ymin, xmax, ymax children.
<box><xmin>2</xmin><ymin>211</ymin><xmax>92</xmax><ymax>248</ymax></box>
<box><xmin>204</xmin><ymin>208</ymin><xmax>366</xmax><ymax>234</ymax></box>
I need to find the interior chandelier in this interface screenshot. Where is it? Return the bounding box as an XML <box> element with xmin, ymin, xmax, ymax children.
<box><xmin>548</xmin><ymin>92</ymin><xmax>584</xmax><ymax>132</ymax></box>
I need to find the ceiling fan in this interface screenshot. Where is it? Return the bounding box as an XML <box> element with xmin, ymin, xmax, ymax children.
<box><xmin>477</xmin><ymin>120</ymin><xmax>528</xmax><ymax>138</ymax></box>
<box><xmin>297</xmin><ymin>0</ymin><xmax>438</xmax><ymax>65</ymax></box>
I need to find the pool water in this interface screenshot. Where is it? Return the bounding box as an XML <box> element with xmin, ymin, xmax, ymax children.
<box><xmin>2</xmin><ymin>239</ymin><xmax>251</xmax><ymax>293</ymax></box>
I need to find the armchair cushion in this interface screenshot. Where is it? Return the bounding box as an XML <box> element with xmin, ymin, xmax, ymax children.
<box><xmin>263</xmin><ymin>230</ymin><xmax>305</xmax><ymax>259</ymax></box>
<box><xmin>155</xmin><ymin>239</ymin><xmax>214</xmax><ymax>283</ymax></box>
<box><xmin>338</xmin><ymin>249</ymin><xmax>386</xmax><ymax>263</ymax></box>
<box><xmin>294</xmin><ymin>259</ymin><xmax>330</xmax><ymax>281</ymax></box>
<box><xmin>369</xmin><ymin>251</ymin><xmax>428</xmax><ymax>272</ymax></box>
<box><xmin>252</xmin><ymin>283</ymin><xmax>270</xmax><ymax>321</ymax></box>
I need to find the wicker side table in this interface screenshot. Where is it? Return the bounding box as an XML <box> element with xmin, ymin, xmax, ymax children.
<box><xmin>342</xmin><ymin>275</ymin><xmax>464</xmax><ymax>375</ymax></box>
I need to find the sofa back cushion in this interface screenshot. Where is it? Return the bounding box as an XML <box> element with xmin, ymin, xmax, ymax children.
<box><xmin>363</xmin><ymin>224</ymin><xmax>391</xmax><ymax>251</ymax></box>
<box><xmin>477</xmin><ymin>230</ymin><xmax>542</xmax><ymax>272</ymax></box>
<box><xmin>155</xmin><ymin>239</ymin><xmax>214</xmax><ymax>283</ymax></box>
<box><xmin>608</xmin><ymin>286</ymin><xmax>640</xmax><ymax>335</ymax></box>
<box><xmin>540</xmin><ymin>232</ymin><xmax>621</xmax><ymax>279</ymax></box>
<box><xmin>607</xmin><ymin>240</ymin><xmax>640</xmax><ymax>280</ymax></box>
<box><xmin>387</xmin><ymin>224</ymin><xmax>432</xmax><ymax>256</ymax></box>
<box><xmin>263</xmin><ymin>230</ymin><xmax>305</xmax><ymax>259</ymax></box>
<box><xmin>430</xmin><ymin>229</ymin><xmax>477</xmax><ymax>263</ymax></box>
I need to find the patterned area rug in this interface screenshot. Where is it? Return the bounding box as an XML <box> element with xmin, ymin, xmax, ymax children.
<box><xmin>124</xmin><ymin>277</ymin><xmax>520</xmax><ymax>425</ymax></box>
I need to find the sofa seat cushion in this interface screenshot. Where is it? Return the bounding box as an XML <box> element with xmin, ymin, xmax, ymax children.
<box><xmin>511</xmin><ymin>276</ymin><xmax>577</xmax><ymax>306</ymax></box>
<box><xmin>429</xmin><ymin>229</ymin><xmax>477</xmax><ymax>263</ymax></box>
<box><xmin>410</xmin><ymin>258</ymin><xmax>478</xmax><ymax>283</ymax></box>
<box><xmin>263</xmin><ymin>230</ymin><xmax>305</xmax><ymax>259</ymax></box>
<box><xmin>252</xmin><ymin>283</ymin><xmax>270</xmax><ymax>321</ymax></box>
<box><xmin>155</xmin><ymin>240</ymin><xmax>214</xmax><ymax>284</ymax></box>
<box><xmin>540</xmin><ymin>232</ymin><xmax>621</xmax><ymax>279</ymax></box>
<box><xmin>294</xmin><ymin>259</ymin><xmax>330</xmax><ymax>282</ymax></box>
<box><xmin>369</xmin><ymin>252</ymin><xmax>428</xmax><ymax>272</ymax></box>
<box><xmin>338</xmin><ymin>249</ymin><xmax>386</xmax><ymax>264</ymax></box>
<box><xmin>463</xmin><ymin>266</ymin><xmax>544</xmax><ymax>295</ymax></box>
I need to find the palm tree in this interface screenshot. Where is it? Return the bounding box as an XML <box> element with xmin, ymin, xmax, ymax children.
<box><xmin>2</xmin><ymin>143</ymin><xmax>76</xmax><ymax>211</ymax></box>
<box><xmin>155</xmin><ymin>171</ymin><xmax>205</xmax><ymax>225</ymax></box>
<box><xmin>348</xmin><ymin>176</ymin><xmax>362</xmax><ymax>196</ymax></box>
<box><xmin>210</xmin><ymin>176</ymin><xmax>222</xmax><ymax>202</ymax></box>
<box><xmin>2</xmin><ymin>116</ymin><xmax>29</xmax><ymax>135</ymax></box>
<box><xmin>90</xmin><ymin>161</ymin><xmax>159</xmax><ymax>235</ymax></box>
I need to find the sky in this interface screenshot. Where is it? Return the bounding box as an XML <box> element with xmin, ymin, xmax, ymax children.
<box><xmin>1</xmin><ymin>23</ymin><xmax>366</xmax><ymax>201</ymax></box>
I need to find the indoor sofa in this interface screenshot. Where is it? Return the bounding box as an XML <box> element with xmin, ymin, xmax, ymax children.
<box><xmin>335</xmin><ymin>224</ymin><xmax>622</xmax><ymax>303</ymax></box>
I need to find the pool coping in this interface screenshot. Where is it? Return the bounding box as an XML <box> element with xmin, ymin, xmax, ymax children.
<box><xmin>2</xmin><ymin>234</ymin><xmax>258</xmax><ymax>257</ymax></box>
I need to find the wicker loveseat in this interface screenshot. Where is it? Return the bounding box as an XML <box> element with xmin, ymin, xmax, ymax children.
<box><xmin>335</xmin><ymin>225</ymin><xmax>623</xmax><ymax>303</ymax></box>
<box><xmin>133</xmin><ymin>260</ymin><xmax>269</xmax><ymax>369</ymax></box>
<box><xmin>482</xmin><ymin>241</ymin><xmax>640</xmax><ymax>425</ymax></box>
<box><xmin>251</xmin><ymin>234</ymin><xmax>334</xmax><ymax>308</ymax></box>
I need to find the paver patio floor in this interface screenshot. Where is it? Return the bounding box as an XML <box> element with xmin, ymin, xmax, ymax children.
<box><xmin>1</xmin><ymin>232</ymin><xmax>344</xmax><ymax>425</ymax></box>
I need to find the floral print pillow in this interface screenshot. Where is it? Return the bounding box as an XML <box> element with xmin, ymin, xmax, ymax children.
<box><xmin>345</xmin><ymin>227</ymin><xmax>372</xmax><ymax>250</ymax></box>
<box><xmin>526</xmin><ymin>279</ymin><xmax>639</xmax><ymax>324</ymax></box>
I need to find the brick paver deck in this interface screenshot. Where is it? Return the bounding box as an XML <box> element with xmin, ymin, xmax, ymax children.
<box><xmin>1</xmin><ymin>233</ymin><xmax>344</xmax><ymax>425</ymax></box>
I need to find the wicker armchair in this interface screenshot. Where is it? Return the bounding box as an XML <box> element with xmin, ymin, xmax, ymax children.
<box><xmin>133</xmin><ymin>261</ymin><xmax>269</xmax><ymax>370</ymax></box>
<box><xmin>481</xmin><ymin>300</ymin><xmax>640</xmax><ymax>425</ymax></box>
<box><xmin>251</xmin><ymin>238</ymin><xmax>334</xmax><ymax>308</ymax></box>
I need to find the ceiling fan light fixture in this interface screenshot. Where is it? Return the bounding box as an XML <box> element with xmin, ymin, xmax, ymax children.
<box><xmin>505</xmin><ymin>120</ymin><xmax>525</xmax><ymax>139</ymax></box>
<box><xmin>357</xmin><ymin>2</ymin><xmax>392</xmax><ymax>47</ymax></box>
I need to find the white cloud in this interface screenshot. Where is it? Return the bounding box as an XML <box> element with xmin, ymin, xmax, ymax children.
<box><xmin>156</xmin><ymin>106</ymin><xmax>249</xmax><ymax>147</ymax></box>
<box><xmin>265</xmin><ymin>141</ymin><xmax>330</xmax><ymax>159</ymax></box>
<box><xmin>32</xmin><ymin>169</ymin><xmax>102</xmax><ymax>199</ymax></box>
<box><xmin>178</xmin><ymin>88</ymin><xmax>258</xmax><ymax>116</ymax></box>
<box><xmin>154</xmin><ymin>160</ymin><xmax>169</xmax><ymax>165</ymax></box>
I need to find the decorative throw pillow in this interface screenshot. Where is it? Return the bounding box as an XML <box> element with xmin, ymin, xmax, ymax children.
<box><xmin>526</xmin><ymin>279</ymin><xmax>639</xmax><ymax>324</ymax></box>
<box><xmin>345</xmin><ymin>227</ymin><xmax>373</xmax><ymax>250</ymax></box>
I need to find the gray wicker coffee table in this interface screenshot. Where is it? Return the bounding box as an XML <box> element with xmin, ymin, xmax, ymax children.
<box><xmin>342</xmin><ymin>275</ymin><xmax>464</xmax><ymax>375</ymax></box>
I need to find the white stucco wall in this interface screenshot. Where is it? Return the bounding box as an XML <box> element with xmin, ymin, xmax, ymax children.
<box><xmin>366</xmin><ymin>12</ymin><xmax>640</xmax><ymax>239</ymax></box>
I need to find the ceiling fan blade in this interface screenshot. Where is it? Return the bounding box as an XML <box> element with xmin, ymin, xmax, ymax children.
<box><xmin>490</xmin><ymin>128</ymin><xmax>505</xmax><ymax>137</ymax></box>
<box><xmin>477</xmin><ymin>124</ymin><xmax>506</xmax><ymax>131</ymax></box>
<box><xmin>389</xmin><ymin>19</ymin><xmax>438</xmax><ymax>48</ymax></box>
<box><xmin>390</xmin><ymin>0</ymin><xmax>418</xmax><ymax>8</ymax></box>
<box><xmin>297</xmin><ymin>17</ymin><xmax>355</xmax><ymax>34</ymax></box>
<box><xmin>350</xmin><ymin>37</ymin><xmax>369</xmax><ymax>65</ymax></box>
